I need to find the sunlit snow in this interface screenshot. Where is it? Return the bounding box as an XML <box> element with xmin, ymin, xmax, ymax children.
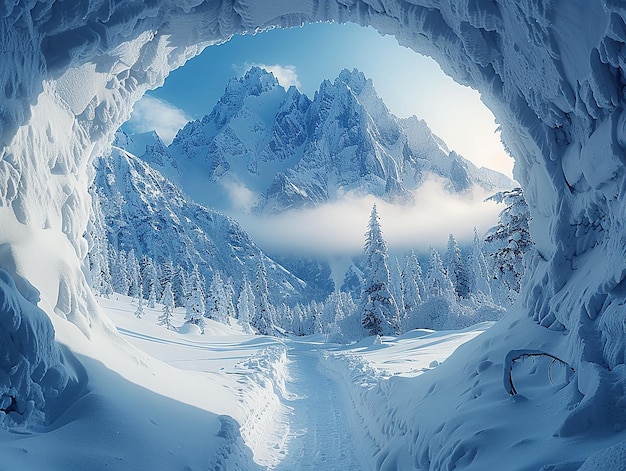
<box><xmin>2</xmin><ymin>0</ymin><xmax>626</xmax><ymax>469</ymax></box>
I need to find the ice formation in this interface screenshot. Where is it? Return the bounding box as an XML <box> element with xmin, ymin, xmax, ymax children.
<box><xmin>2</xmin><ymin>0</ymin><xmax>626</xmax><ymax>466</ymax></box>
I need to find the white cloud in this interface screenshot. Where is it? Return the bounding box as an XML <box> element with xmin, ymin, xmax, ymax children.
<box><xmin>234</xmin><ymin>176</ymin><xmax>502</xmax><ymax>257</ymax></box>
<box><xmin>127</xmin><ymin>95</ymin><xmax>191</xmax><ymax>145</ymax></box>
<box><xmin>220</xmin><ymin>177</ymin><xmax>257</xmax><ymax>212</ymax></box>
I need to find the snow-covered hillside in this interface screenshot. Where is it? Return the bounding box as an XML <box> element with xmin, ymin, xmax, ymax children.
<box><xmin>0</xmin><ymin>294</ymin><xmax>492</xmax><ymax>469</ymax></box>
<box><xmin>133</xmin><ymin>67</ymin><xmax>513</xmax><ymax>213</ymax></box>
<box><xmin>88</xmin><ymin>147</ymin><xmax>306</xmax><ymax>304</ymax></box>
<box><xmin>2</xmin><ymin>0</ymin><xmax>626</xmax><ymax>469</ymax></box>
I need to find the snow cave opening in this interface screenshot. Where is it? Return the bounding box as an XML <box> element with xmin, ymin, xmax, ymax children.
<box><xmin>2</xmin><ymin>1</ymin><xmax>626</xmax><ymax>460</ymax></box>
<box><xmin>122</xmin><ymin>21</ymin><xmax>516</xmax><ymax>262</ymax></box>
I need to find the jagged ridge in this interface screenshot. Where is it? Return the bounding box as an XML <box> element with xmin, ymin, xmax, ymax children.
<box><xmin>135</xmin><ymin>67</ymin><xmax>513</xmax><ymax>213</ymax></box>
<box><xmin>90</xmin><ymin>147</ymin><xmax>306</xmax><ymax>304</ymax></box>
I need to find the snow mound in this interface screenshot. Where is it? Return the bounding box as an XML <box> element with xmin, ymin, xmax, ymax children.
<box><xmin>0</xmin><ymin>269</ymin><xmax>83</xmax><ymax>427</ymax></box>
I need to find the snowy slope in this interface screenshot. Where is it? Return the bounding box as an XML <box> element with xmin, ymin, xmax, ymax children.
<box><xmin>0</xmin><ymin>295</ymin><xmax>278</xmax><ymax>470</ymax></box>
<box><xmin>0</xmin><ymin>294</ymin><xmax>490</xmax><ymax>470</ymax></box>
<box><xmin>136</xmin><ymin>67</ymin><xmax>514</xmax><ymax>213</ymax></box>
<box><xmin>90</xmin><ymin>147</ymin><xmax>306</xmax><ymax>303</ymax></box>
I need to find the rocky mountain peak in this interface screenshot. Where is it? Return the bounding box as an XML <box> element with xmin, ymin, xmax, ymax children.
<box><xmin>131</xmin><ymin>68</ymin><xmax>514</xmax><ymax>214</ymax></box>
<box><xmin>336</xmin><ymin>68</ymin><xmax>369</xmax><ymax>95</ymax></box>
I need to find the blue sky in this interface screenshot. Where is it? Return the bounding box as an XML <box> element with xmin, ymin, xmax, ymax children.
<box><xmin>127</xmin><ymin>22</ymin><xmax>514</xmax><ymax>178</ymax></box>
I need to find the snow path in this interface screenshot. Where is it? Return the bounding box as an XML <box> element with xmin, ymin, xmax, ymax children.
<box><xmin>101</xmin><ymin>298</ymin><xmax>489</xmax><ymax>469</ymax></box>
<box><xmin>270</xmin><ymin>342</ymin><xmax>373</xmax><ymax>471</ymax></box>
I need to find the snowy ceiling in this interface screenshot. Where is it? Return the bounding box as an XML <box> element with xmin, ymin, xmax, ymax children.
<box><xmin>2</xmin><ymin>1</ymin><xmax>626</xmax><ymax>368</ymax></box>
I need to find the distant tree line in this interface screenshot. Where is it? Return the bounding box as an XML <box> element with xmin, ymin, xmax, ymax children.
<box><xmin>86</xmin><ymin>188</ymin><xmax>531</xmax><ymax>340</ymax></box>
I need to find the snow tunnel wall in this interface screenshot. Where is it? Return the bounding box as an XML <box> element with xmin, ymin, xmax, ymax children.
<box><xmin>1</xmin><ymin>0</ymin><xmax>626</xmax><ymax>373</ymax></box>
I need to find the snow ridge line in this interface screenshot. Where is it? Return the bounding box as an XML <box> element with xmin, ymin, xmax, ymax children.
<box><xmin>206</xmin><ymin>415</ymin><xmax>261</xmax><ymax>471</ymax></box>
<box><xmin>320</xmin><ymin>349</ymin><xmax>418</xmax><ymax>469</ymax></box>
<box><xmin>235</xmin><ymin>343</ymin><xmax>291</xmax><ymax>466</ymax></box>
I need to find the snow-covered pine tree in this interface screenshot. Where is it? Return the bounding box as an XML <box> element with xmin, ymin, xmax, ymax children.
<box><xmin>392</xmin><ymin>256</ymin><xmax>405</xmax><ymax>319</ymax></box>
<box><xmin>173</xmin><ymin>265</ymin><xmax>190</xmax><ymax>308</ymax></box>
<box><xmin>236</xmin><ymin>278</ymin><xmax>254</xmax><ymax>333</ymax></box>
<box><xmin>141</xmin><ymin>256</ymin><xmax>160</xmax><ymax>308</ymax></box>
<box><xmin>185</xmin><ymin>273</ymin><xmax>206</xmax><ymax>333</ymax></box>
<box><xmin>360</xmin><ymin>204</ymin><xmax>400</xmax><ymax>337</ymax></box>
<box><xmin>291</xmin><ymin>304</ymin><xmax>305</xmax><ymax>336</ymax></box>
<box><xmin>207</xmin><ymin>271</ymin><xmax>228</xmax><ymax>323</ymax></box>
<box><xmin>401</xmin><ymin>250</ymin><xmax>424</xmax><ymax>322</ymax></box>
<box><xmin>157</xmin><ymin>281</ymin><xmax>176</xmax><ymax>330</ymax></box>
<box><xmin>484</xmin><ymin>187</ymin><xmax>533</xmax><ymax>305</ymax></box>
<box><xmin>156</xmin><ymin>260</ymin><xmax>174</xmax><ymax>290</ymax></box>
<box><xmin>223</xmin><ymin>277</ymin><xmax>237</xmax><ymax>320</ymax></box>
<box><xmin>275</xmin><ymin>303</ymin><xmax>294</xmax><ymax>333</ymax></box>
<box><xmin>134</xmin><ymin>285</ymin><xmax>144</xmax><ymax>319</ymax></box>
<box><xmin>425</xmin><ymin>247</ymin><xmax>455</xmax><ymax>300</ymax></box>
<box><xmin>312</xmin><ymin>301</ymin><xmax>324</xmax><ymax>333</ymax></box>
<box><xmin>159</xmin><ymin>260</ymin><xmax>175</xmax><ymax>299</ymax></box>
<box><xmin>323</xmin><ymin>291</ymin><xmax>357</xmax><ymax>337</ymax></box>
<box><xmin>444</xmin><ymin>234</ymin><xmax>470</xmax><ymax>299</ymax></box>
<box><xmin>300</xmin><ymin>302</ymin><xmax>322</xmax><ymax>335</ymax></box>
<box><xmin>86</xmin><ymin>189</ymin><xmax>114</xmax><ymax>297</ymax></box>
<box><xmin>148</xmin><ymin>285</ymin><xmax>158</xmax><ymax>309</ymax></box>
<box><xmin>111</xmin><ymin>249</ymin><xmax>130</xmax><ymax>295</ymax></box>
<box><xmin>126</xmin><ymin>249</ymin><xmax>141</xmax><ymax>299</ymax></box>
<box><xmin>469</xmin><ymin>227</ymin><xmax>492</xmax><ymax>301</ymax></box>
<box><xmin>251</xmin><ymin>259</ymin><xmax>278</xmax><ymax>336</ymax></box>
<box><xmin>322</xmin><ymin>292</ymin><xmax>341</xmax><ymax>328</ymax></box>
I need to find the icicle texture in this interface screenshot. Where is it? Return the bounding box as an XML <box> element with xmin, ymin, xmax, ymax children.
<box><xmin>2</xmin><ymin>0</ymin><xmax>626</xmax><ymax>465</ymax></box>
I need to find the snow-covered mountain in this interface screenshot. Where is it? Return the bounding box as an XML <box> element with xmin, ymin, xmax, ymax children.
<box><xmin>131</xmin><ymin>67</ymin><xmax>513</xmax><ymax>213</ymax></box>
<box><xmin>89</xmin><ymin>147</ymin><xmax>306</xmax><ymax>303</ymax></box>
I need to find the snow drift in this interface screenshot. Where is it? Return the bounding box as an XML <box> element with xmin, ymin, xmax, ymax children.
<box><xmin>2</xmin><ymin>0</ymin><xmax>626</xmax><ymax>467</ymax></box>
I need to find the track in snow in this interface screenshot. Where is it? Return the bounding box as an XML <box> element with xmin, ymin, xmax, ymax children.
<box><xmin>270</xmin><ymin>344</ymin><xmax>372</xmax><ymax>471</ymax></box>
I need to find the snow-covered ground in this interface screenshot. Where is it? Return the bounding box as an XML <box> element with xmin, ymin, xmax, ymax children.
<box><xmin>0</xmin><ymin>295</ymin><xmax>490</xmax><ymax>470</ymax></box>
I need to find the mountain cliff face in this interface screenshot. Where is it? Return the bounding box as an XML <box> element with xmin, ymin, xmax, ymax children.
<box><xmin>89</xmin><ymin>148</ymin><xmax>306</xmax><ymax>304</ymax></box>
<box><xmin>134</xmin><ymin>67</ymin><xmax>513</xmax><ymax>213</ymax></box>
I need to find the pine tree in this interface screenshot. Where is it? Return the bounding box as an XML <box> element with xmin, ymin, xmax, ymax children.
<box><xmin>157</xmin><ymin>281</ymin><xmax>176</xmax><ymax>330</ymax></box>
<box><xmin>401</xmin><ymin>251</ymin><xmax>424</xmax><ymax>320</ymax></box>
<box><xmin>236</xmin><ymin>278</ymin><xmax>255</xmax><ymax>333</ymax></box>
<box><xmin>392</xmin><ymin>256</ymin><xmax>405</xmax><ymax>318</ymax></box>
<box><xmin>275</xmin><ymin>303</ymin><xmax>293</xmax><ymax>333</ymax></box>
<box><xmin>292</xmin><ymin>304</ymin><xmax>305</xmax><ymax>336</ymax></box>
<box><xmin>484</xmin><ymin>188</ymin><xmax>533</xmax><ymax>305</ymax></box>
<box><xmin>444</xmin><ymin>234</ymin><xmax>470</xmax><ymax>299</ymax></box>
<box><xmin>173</xmin><ymin>265</ymin><xmax>190</xmax><ymax>307</ymax></box>
<box><xmin>141</xmin><ymin>256</ymin><xmax>160</xmax><ymax>308</ymax></box>
<box><xmin>325</xmin><ymin>292</ymin><xmax>358</xmax><ymax>341</ymax></box>
<box><xmin>111</xmin><ymin>249</ymin><xmax>130</xmax><ymax>295</ymax></box>
<box><xmin>360</xmin><ymin>204</ymin><xmax>400</xmax><ymax>336</ymax></box>
<box><xmin>425</xmin><ymin>247</ymin><xmax>455</xmax><ymax>300</ymax></box>
<box><xmin>300</xmin><ymin>302</ymin><xmax>322</xmax><ymax>335</ymax></box>
<box><xmin>134</xmin><ymin>285</ymin><xmax>144</xmax><ymax>319</ymax></box>
<box><xmin>207</xmin><ymin>271</ymin><xmax>228</xmax><ymax>323</ymax></box>
<box><xmin>322</xmin><ymin>292</ymin><xmax>343</xmax><ymax>328</ymax></box>
<box><xmin>159</xmin><ymin>259</ymin><xmax>175</xmax><ymax>298</ymax></box>
<box><xmin>148</xmin><ymin>283</ymin><xmax>158</xmax><ymax>309</ymax></box>
<box><xmin>223</xmin><ymin>277</ymin><xmax>237</xmax><ymax>319</ymax></box>
<box><xmin>126</xmin><ymin>249</ymin><xmax>141</xmax><ymax>299</ymax></box>
<box><xmin>469</xmin><ymin>227</ymin><xmax>492</xmax><ymax>301</ymax></box>
<box><xmin>251</xmin><ymin>259</ymin><xmax>278</xmax><ymax>336</ymax></box>
<box><xmin>185</xmin><ymin>274</ymin><xmax>206</xmax><ymax>333</ymax></box>
<box><xmin>86</xmin><ymin>189</ymin><xmax>114</xmax><ymax>297</ymax></box>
